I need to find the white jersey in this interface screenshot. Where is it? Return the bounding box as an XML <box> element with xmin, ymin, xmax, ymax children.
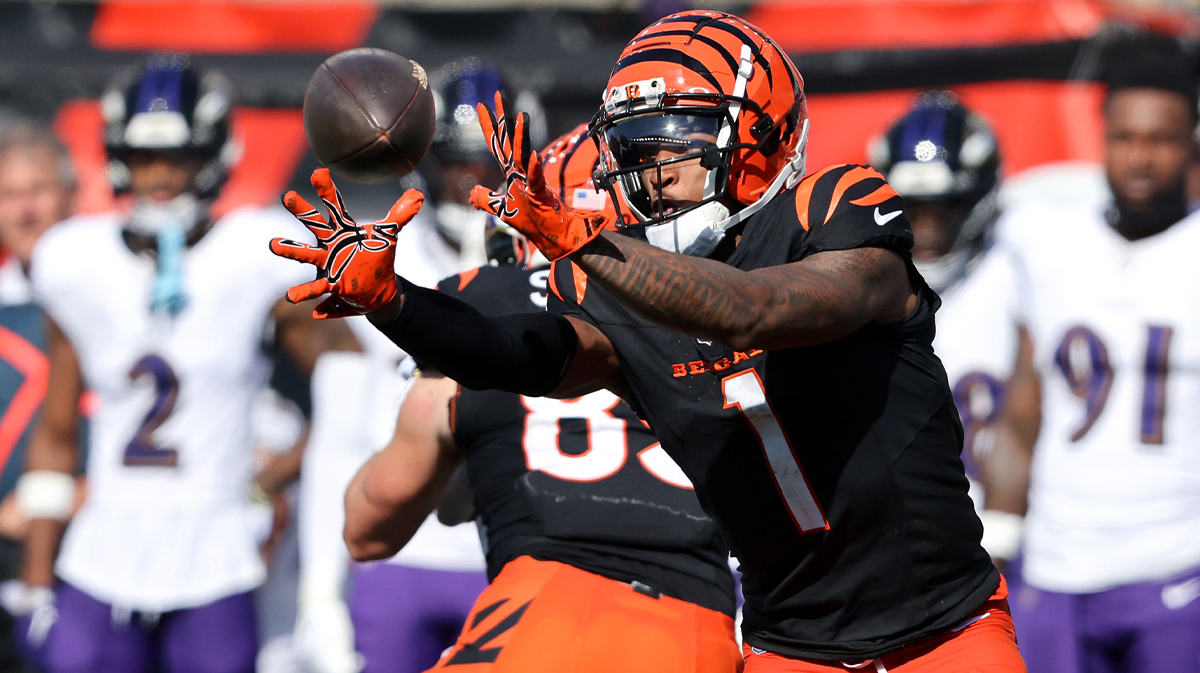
<box><xmin>998</xmin><ymin>161</ymin><xmax>1108</xmax><ymax>212</ymax></box>
<box><xmin>930</xmin><ymin>247</ymin><xmax>1022</xmax><ymax>510</ymax></box>
<box><xmin>335</xmin><ymin>212</ymin><xmax>486</xmax><ymax>572</ymax></box>
<box><xmin>1000</xmin><ymin>201</ymin><xmax>1200</xmax><ymax>592</ymax></box>
<box><xmin>30</xmin><ymin>206</ymin><xmax>311</xmax><ymax>611</ymax></box>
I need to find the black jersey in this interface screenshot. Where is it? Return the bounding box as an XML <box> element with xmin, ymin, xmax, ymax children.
<box><xmin>548</xmin><ymin>164</ymin><xmax>999</xmax><ymax>660</ymax></box>
<box><xmin>435</xmin><ymin>265</ymin><xmax>735</xmax><ymax>616</ymax></box>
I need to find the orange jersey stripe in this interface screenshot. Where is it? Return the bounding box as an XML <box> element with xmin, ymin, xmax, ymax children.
<box><xmin>849</xmin><ymin>181</ymin><xmax>901</xmax><ymax>208</ymax></box>
<box><xmin>571</xmin><ymin>263</ymin><xmax>589</xmax><ymax>304</ymax></box>
<box><xmin>824</xmin><ymin>166</ymin><xmax>883</xmax><ymax>226</ymax></box>
<box><xmin>792</xmin><ymin>165</ymin><xmax>842</xmax><ymax>231</ymax></box>
<box><xmin>457</xmin><ymin>268</ymin><xmax>480</xmax><ymax>291</ymax></box>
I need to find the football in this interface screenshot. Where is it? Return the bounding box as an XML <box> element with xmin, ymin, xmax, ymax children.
<box><xmin>302</xmin><ymin>48</ymin><xmax>436</xmax><ymax>183</ymax></box>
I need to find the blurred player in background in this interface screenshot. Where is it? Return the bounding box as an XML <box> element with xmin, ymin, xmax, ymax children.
<box><xmin>992</xmin><ymin>41</ymin><xmax>1200</xmax><ymax>673</ymax></box>
<box><xmin>13</xmin><ymin>54</ymin><xmax>359</xmax><ymax>673</ymax></box>
<box><xmin>294</xmin><ymin>58</ymin><xmax>545</xmax><ymax>673</ymax></box>
<box><xmin>419</xmin><ymin>57</ymin><xmax>547</xmax><ymax>269</ymax></box>
<box><xmin>868</xmin><ymin>92</ymin><xmax>1027</xmax><ymax>566</ymax></box>
<box><xmin>0</xmin><ymin>119</ymin><xmax>76</xmax><ymax>673</ymax></box>
<box><xmin>251</xmin><ymin>385</ymin><xmax>308</xmax><ymax>673</ymax></box>
<box><xmin>342</xmin><ymin>125</ymin><xmax>740</xmax><ymax>673</ymax></box>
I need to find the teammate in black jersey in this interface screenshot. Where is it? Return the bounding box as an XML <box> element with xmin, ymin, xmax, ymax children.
<box><xmin>271</xmin><ymin>10</ymin><xmax>1025</xmax><ymax>672</ymax></box>
<box><xmin>340</xmin><ymin>129</ymin><xmax>741</xmax><ymax>673</ymax></box>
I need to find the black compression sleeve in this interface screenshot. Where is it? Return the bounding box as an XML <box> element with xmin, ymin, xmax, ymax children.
<box><xmin>369</xmin><ymin>277</ymin><xmax>578</xmax><ymax>396</ymax></box>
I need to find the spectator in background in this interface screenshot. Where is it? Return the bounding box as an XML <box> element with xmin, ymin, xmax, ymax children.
<box><xmin>991</xmin><ymin>38</ymin><xmax>1200</xmax><ymax>673</ymax></box>
<box><xmin>13</xmin><ymin>55</ymin><xmax>358</xmax><ymax>673</ymax></box>
<box><xmin>0</xmin><ymin>121</ymin><xmax>75</xmax><ymax>303</ymax></box>
<box><xmin>867</xmin><ymin>92</ymin><xmax>1028</xmax><ymax>568</ymax></box>
<box><xmin>0</xmin><ymin>119</ymin><xmax>75</xmax><ymax>673</ymax></box>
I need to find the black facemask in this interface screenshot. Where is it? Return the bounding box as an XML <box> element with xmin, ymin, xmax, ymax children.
<box><xmin>1108</xmin><ymin>176</ymin><xmax>1189</xmax><ymax>241</ymax></box>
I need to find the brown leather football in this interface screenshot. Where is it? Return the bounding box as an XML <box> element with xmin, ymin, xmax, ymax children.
<box><xmin>303</xmin><ymin>48</ymin><xmax>436</xmax><ymax>183</ymax></box>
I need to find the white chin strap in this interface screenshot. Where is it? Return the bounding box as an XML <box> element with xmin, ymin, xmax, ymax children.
<box><xmin>645</xmin><ymin>201</ymin><xmax>730</xmax><ymax>257</ymax></box>
<box><xmin>128</xmin><ymin>194</ymin><xmax>205</xmax><ymax>237</ymax></box>
<box><xmin>640</xmin><ymin>44</ymin><xmax>810</xmax><ymax>258</ymax></box>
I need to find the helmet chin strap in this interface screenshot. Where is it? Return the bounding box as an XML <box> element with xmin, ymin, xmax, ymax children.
<box><xmin>644</xmin><ymin>117</ymin><xmax>810</xmax><ymax>258</ymax></box>
<box><xmin>644</xmin><ymin>201</ymin><xmax>730</xmax><ymax>257</ymax></box>
<box><xmin>720</xmin><ymin>117</ymin><xmax>809</xmax><ymax>232</ymax></box>
<box><xmin>642</xmin><ymin>43</ymin><xmax>811</xmax><ymax>258</ymax></box>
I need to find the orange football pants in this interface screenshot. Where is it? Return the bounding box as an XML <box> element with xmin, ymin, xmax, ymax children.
<box><xmin>742</xmin><ymin>576</ymin><xmax>1026</xmax><ymax>673</ymax></box>
<box><xmin>426</xmin><ymin>555</ymin><xmax>742</xmax><ymax>673</ymax></box>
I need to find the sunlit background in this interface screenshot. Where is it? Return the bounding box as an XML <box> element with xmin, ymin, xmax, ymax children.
<box><xmin>0</xmin><ymin>0</ymin><xmax>1194</xmax><ymax>219</ymax></box>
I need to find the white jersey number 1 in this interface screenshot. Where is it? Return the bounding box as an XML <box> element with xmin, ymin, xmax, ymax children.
<box><xmin>722</xmin><ymin>369</ymin><xmax>828</xmax><ymax>533</ymax></box>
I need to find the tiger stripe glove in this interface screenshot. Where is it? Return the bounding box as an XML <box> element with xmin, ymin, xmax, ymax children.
<box><xmin>468</xmin><ymin>93</ymin><xmax>612</xmax><ymax>261</ymax></box>
<box><xmin>270</xmin><ymin>168</ymin><xmax>423</xmax><ymax>319</ymax></box>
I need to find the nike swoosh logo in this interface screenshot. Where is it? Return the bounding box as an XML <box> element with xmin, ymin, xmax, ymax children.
<box><xmin>1162</xmin><ymin>577</ymin><xmax>1200</xmax><ymax>610</ymax></box>
<box><xmin>874</xmin><ymin>207</ymin><xmax>902</xmax><ymax>226</ymax></box>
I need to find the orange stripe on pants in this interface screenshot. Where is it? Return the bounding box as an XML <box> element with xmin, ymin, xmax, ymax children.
<box><xmin>428</xmin><ymin>555</ymin><xmax>742</xmax><ymax>673</ymax></box>
<box><xmin>743</xmin><ymin>576</ymin><xmax>1026</xmax><ymax>673</ymax></box>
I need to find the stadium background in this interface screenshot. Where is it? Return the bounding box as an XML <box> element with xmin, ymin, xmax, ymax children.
<box><xmin>0</xmin><ymin>1</ymin><xmax>1196</xmax><ymax>671</ymax></box>
<box><xmin>0</xmin><ymin>0</ymin><xmax>1196</xmax><ymax>224</ymax></box>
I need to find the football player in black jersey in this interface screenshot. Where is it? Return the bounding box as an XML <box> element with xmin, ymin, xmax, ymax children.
<box><xmin>341</xmin><ymin>127</ymin><xmax>741</xmax><ymax>672</ymax></box>
<box><xmin>271</xmin><ymin>10</ymin><xmax>1025</xmax><ymax>672</ymax></box>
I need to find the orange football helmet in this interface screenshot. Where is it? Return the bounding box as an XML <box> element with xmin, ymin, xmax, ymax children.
<box><xmin>589</xmin><ymin>10</ymin><xmax>808</xmax><ymax>256</ymax></box>
<box><xmin>541</xmin><ymin>123</ymin><xmax>617</xmax><ymax>216</ymax></box>
<box><xmin>486</xmin><ymin>122</ymin><xmax>615</xmax><ymax>269</ymax></box>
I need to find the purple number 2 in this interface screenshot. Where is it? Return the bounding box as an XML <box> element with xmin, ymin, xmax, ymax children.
<box><xmin>1054</xmin><ymin>325</ymin><xmax>1172</xmax><ymax>444</ymax></box>
<box><xmin>123</xmin><ymin>354</ymin><xmax>180</xmax><ymax>467</ymax></box>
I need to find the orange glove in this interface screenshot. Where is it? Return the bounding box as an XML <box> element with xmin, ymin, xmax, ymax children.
<box><xmin>468</xmin><ymin>93</ymin><xmax>611</xmax><ymax>261</ymax></box>
<box><xmin>270</xmin><ymin>168</ymin><xmax>423</xmax><ymax>319</ymax></box>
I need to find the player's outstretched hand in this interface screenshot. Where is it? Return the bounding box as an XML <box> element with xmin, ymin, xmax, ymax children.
<box><xmin>469</xmin><ymin>92</ymin><xmax>611</xmax><ymax>261</ymax></box>
<box><xmin>270</xmin><ymin>168</ymin><xmax>423</xmax><ymax>320</ymax></box>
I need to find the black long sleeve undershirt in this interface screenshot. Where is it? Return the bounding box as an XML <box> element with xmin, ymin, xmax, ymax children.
<box><xmin>369</xmin><ymin>277</ymin><xmax>578</xmax><ymax>396</ymax></box>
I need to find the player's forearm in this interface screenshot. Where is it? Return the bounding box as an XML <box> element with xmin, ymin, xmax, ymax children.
<box><xmin>22</xmin><ymin>518</ymin><xmax>66</xmax><ymax>586</ymax></box>
<box><xmin>274</xmin><ymin>299</ymin><xmax>363</xmax><ymax>376</ymax></box>
<box><xmin>981</xmin><ymin>424</ymin><xmax>1032</xmax><ymax>515</ymax></box>
<box><xmin>343</xmin><ymin>454</ymin><xmax>439</xmax><ymax>561</ymax></box>
<box><xmin>19</xmin><ymin>430</ymin><xmax>79</xmax><ymax>585</ymax></box>
<box><xmin>572</xmin><ymin>232</ymin><xmax>886</xmax><ymax>351</ymax></box>
<box><xmin>984</xmin><ymin>327</ymin><xmax>1040</xmax><ymax>516</ymax></box>
<box><xmin>367</xmin><ymin>277</ymin><xmax>577</xmax><ymax>395</ymax></box>
<box><xmin>343</xmin><ymin>458</ymin><xmax>402</xmax><ymax>560</ymax></box>
<box><xmin>254</xmin><ymin>433</ymin><xmax>306</xmax><ymax>498</ymax></box>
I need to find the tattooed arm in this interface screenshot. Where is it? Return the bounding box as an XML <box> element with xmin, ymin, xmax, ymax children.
<box><xmin>572</xmin><ymin>232</ymin><xmax>917</xmax><ymax>352</ymax></box>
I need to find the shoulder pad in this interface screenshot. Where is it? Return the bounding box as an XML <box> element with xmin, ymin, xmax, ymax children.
<box><xmin>794</xmin><ymin>164</ymin><xmax>901</xmax><ymax>231</ymax></box>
